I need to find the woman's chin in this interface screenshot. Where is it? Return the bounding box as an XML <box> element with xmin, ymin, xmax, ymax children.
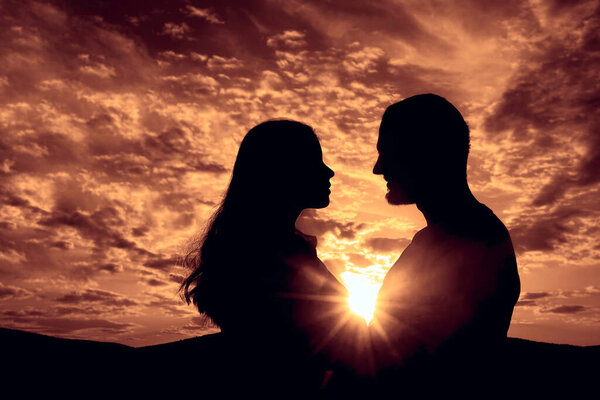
<box><xmin>309</xmin><ymin>197</ymin><xmax>330</xmax><ymax>209</ymax></box>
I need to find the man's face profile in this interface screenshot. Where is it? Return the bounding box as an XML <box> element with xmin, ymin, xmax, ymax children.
<box><xmin>373</xmin><ymin>120</ymin><xmax>418</xmax><ymax>205</ymax></box>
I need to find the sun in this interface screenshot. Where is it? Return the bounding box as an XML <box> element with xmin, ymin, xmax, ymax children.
<box><xmin>340</xmin><ymin>270</ymin><xmax>381</xmax><ymax>324</ymax></box>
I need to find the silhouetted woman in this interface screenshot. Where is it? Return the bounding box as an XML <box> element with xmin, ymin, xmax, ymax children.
<box><xmin>180</xmin><ymin>120</ymin><xmax>362</xmax><ymax>396</ymax></box>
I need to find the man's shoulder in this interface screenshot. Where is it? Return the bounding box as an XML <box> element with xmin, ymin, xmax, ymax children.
<box><xmin>450</xmin><ymin>203</ymin><xmax>511</xmax><ymax>246</ymax></box>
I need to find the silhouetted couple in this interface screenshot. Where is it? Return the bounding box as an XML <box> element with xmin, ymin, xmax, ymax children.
<box><xmin>180</xmin><ymin>94</ymin><xmax>520</xmax><ymax>398</ymax></box>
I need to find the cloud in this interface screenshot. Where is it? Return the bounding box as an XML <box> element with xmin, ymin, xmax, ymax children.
<box><xmin>79</xmin><ymin>63</ymin><xmax>116</xmax><ymax>79</ymax></box>
<box><xmin>521</xmin><ymin>292</ymin><xmax>551</xmax><ymax>300</ymax></box>
<box><xmin>146</xmin><ymin>278</ymin><xmax>168</xmax><ymax>287</ymax></box>
<box><xmin>168</xmin><ymin>273</ymin><xmax>185</xmax><ymax>284</ymax></box>
<box><xmin>348</xmin><ymin>253</ymin><xmax>370</xmax><ymax>267</ymax></box>
<box><xmin>343</xmin><ymin>46</ymin><xmax>385</xmax><ymax>74</ymax></box>
<box><xmin>38</xmin><ymin>210</ymin><xmax>140</xmax><ymax>253</ymax></box>
<box><xmin>516</xmin><ymin>300</ymin><xmax>537</xmax><ymax>307</ymax></box>
<box><xmin>207</xmin><ymin>55</ymin><xmax>243</xmax><ymax>70</ymax></box>
<box><xmin>0</xmin><ymin>282</ymin><xmax>31</xmax><ymax>300</ymax></box>
<box><xmin>144</xmin><ymin>256</ymin><xmax>180</xmax><ymax>272</ymax></box>
<box><xmin>508</xmin><ymin>196</ymin><xmax>598</xmax><ymax>260</ymax></box>
<box><xmin>184</xmin><ymin>6</ymin><xmax>225</xmax><ymax>24</ymax></box>
<box><xmin>277</xmin><ymin>0</ymin><xmax>448</xmax><ymax>51</ymax></box>
<box><xmin>7</xmin><ymin>316</ymin><xmax>135</xmax><ymax>334</ymax></box>
<box><xmin>266</xmin><ymin>30</ymin><xmax>307</xmax><ymax>48</ymax></box>
<box><xmin>297</xmin><ymin>209</ymin><xmax>367</xmax><ymax>240</ymax></box>
<box><xmin>56</xmin><ymin>289</ymin><xmax>138</xmax><ymax>307</ymax></box>
<box><xmin>541</xmin><ymin>305</ymin><xmax>586</xmax><ymax>314</ymax></box>
<box><xmin>98</xmin><ymin>263</ymin><xmax>123</xmax><ymax>274</ymax></box>
<box><xmin>146</xmin><ymin>293</ymin><xmax>192</xmax><ymax>317</ymax></box>
<box><xmin>516</xmin><ymin>291</ymin><xmax>552</xmax><ymax>307</ymax></box>
<box><xmin>364</xmin><ymin>237</ymin><xmax>411</xmax><ymax>253</ymax></box>
<box><xmin>161</xmin><ymin>73</ymin><xmax>220</xmax><ymax>96</ymax></box>
<box><xmin>484</xmin><ymin>1</ymin><xmax>600</xmax><ymax>207</ymax></box>
<box><xmin>161</xmin><ymin>22</ymin><xmax>191</xmax><ymax>39</ymax></box>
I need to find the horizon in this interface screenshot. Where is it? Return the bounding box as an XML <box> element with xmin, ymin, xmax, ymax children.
<box><xmin>0</xmin><ymin>0</ymin><xmax>599</xmax><ymax>347</ymax></box>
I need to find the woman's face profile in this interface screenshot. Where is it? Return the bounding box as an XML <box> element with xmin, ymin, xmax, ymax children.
<box><xmin>281</xmin><ymin>133</ymin><xmax>334</xmax><ymax>211</ymax></box>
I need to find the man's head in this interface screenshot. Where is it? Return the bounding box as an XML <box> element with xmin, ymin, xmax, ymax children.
<box><xmin>373</xmin><ymin>94</ymin><xmax>470</xmax><ymax>205</ymax></box>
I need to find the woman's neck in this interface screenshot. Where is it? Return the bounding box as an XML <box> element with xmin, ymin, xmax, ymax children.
<box><xmin>259</xmin><ymin>206</ymin><xmax>302</xmax><ymax>238</ymax></box>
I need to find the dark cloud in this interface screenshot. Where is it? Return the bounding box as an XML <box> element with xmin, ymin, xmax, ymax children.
<box><xmin>146</xmin><ymin>293</ymin><xmax>190</xmax><ymax>317</ymax></box>
<box><xmin>3</xmin><ymin>309</ymin><xmax>44</xmax><ymax>318</ymax></box>
<box><xmin>541</xmin><ymin>305</ymin><xmax>586</xmax><ymax>314</ymax></box>
<box><xmin>509</xmin><ymin>205</ymin><xmax>585</xmax><ymax>253</ymax></box>
<box><xmin>516</xmin><ymin>300</ymin><xmax>537</xmax><ymax>307</ymax></box>
<box><xmin>364</xmin><ymin>237</ymin><xmax>411</xmax><ymax>253</ymax></box>
<box><xmin>516</xmin><ymin>291</ymin><xmax>552</xmax><ymax>306</ymax></box>
<box><xmin>53</xmin><ymin>306</ymin><xmax>102</xmax><ymax>316</ymax></box>
<box><xmin>48</xmin><ymin>240</ymin><xmax>74</xmax><ymax>250</ymax></box>
<box><xmin>1</xmin><ymin>308</ymin><xmax>134</xmax><ymax>334</ymax></box>
<box><xmin>146</xmin><ymin>278</ymin><xmax>168</xmax><ymax>287</ymax></box>
<box><xmin>168</xmin><ymin>273</ymin><xmax>185</xmax><ymax>284</ymax></box>
<box><xmin>522</xmin><ymin>292</ymin><xmax>551</xmax><ymax>300</ymax></box>
<box><xmin>7</xmin><ymin>316</ymin><xmax>134</xmax><ymax>334</ymax></box>
<box><xmin>0</xmin><ymin>132</ymin><xmax>82</xmax><ymax>176</ymax></box>
<box><xmin>38</xmin><ymin>209</ymin><xmax>140</xmax><ymax>253</ymax></box>
<box><xmin>86</xmin><ymin>124</ymin><xmax>227</xmax><ymax>183</ymax></box>
<box><xmin>484</xmin><ymin>2</ymin><xmax>600</xmax><ymax>207</ymax></box>
<box><xmin>98</xmin><ymin>263</ymin><xmax>122</xmax><ymax>274</ymax></box>
<box><xmin>143</xmin><ymin>255</ymin><xmax>180</xmax><ymax>272</ymax></box>
<box><xmin>0</xmin><ymin>283</ymin><xmax>31</xmax><ymax>300</ymax></box>
<box><xmin>155</xmin><ymin>191</ymin><xmax>215</xmax><ymax>211</ymax></box>
<box><xmin>131</xmin><ymin>226</ymin><xmax>150</xmax><ymax>237</ymax></box>
<box><xmin>56</xmin><ymin>289</ymin><xmax>137</xmax><ymax>307</ymax></box>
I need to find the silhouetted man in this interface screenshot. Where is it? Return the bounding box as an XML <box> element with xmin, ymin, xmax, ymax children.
<box><xmin>370</xmin><ymin>94</ymin><xmax>520</xmax><ymax>395</ymax></box>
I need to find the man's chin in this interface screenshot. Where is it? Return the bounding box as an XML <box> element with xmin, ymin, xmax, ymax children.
<box><xmin>385</xmin><ymin>190</ymin><xmax>413</xmax><ymax>205</ymax></box>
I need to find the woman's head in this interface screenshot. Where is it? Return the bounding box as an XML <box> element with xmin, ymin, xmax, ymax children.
<box><xmin>226</xmin><ymin>120</ymin><xmax>334</xmax><ymax>212</ymax></box>
<box><xmin>180</xmin><ymin>120</ymin><xmax>334</xmax><ymax>325</ymax></box>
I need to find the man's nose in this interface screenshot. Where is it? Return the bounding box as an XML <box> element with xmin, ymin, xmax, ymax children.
<box><xmin>373</xmin><ymin>155</ymin><xmax>383</xmax><ymax>175</ymax></box>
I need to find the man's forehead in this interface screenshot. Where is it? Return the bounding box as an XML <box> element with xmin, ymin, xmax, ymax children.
<box><xmin>377</xmin><ymin>119</ymin><xmax>401</xmax><ymax>148</ymax></box>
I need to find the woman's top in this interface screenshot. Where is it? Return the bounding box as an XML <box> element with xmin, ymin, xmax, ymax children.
<box><xmin>200</xmin><ymin>230</ymin><xmax>364</xmax><ymax>395</ymax></box>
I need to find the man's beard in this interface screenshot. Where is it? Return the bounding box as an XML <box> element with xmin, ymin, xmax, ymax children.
<box><xmin>385</xmin><ymin>183</ymin><xmax>415</xmax><ymax>205</ymax></box>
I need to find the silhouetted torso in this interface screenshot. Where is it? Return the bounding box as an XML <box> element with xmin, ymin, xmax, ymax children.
<box><xmin>209</xmin><ymin>231</ymin><xmax>354</xmax><ymax>395</ymax></box>
<box><xmin>371</xmin><ymin>202</ymin><xmax>520</xmax><ymax>394</ymax></box>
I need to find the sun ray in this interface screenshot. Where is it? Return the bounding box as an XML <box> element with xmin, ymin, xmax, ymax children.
<box><xmin>340</xmin><ymin>270</ymin><xmax>382</xmax><ymax>324</ymax></box>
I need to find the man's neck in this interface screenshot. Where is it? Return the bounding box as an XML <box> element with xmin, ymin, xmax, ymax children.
<box><xmin>416</xmin><ymin>182</ymin><xmax>479</xmax><ymax>227</ymax></box>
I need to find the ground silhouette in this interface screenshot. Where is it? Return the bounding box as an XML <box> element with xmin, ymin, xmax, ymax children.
<box><xmin>1</xmin><ymin>328</ymin><xmax>597</xmax><ymax>398</ymax></box>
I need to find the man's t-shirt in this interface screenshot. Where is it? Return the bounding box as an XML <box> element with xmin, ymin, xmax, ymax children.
<box><xmin>371</xmin><ymin>203</ymin><xmax>521</xmax><ymax>370</ymax></box>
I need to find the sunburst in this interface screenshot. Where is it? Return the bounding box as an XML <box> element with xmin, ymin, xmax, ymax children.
<box><xmin>340</xmin><ymin>270</ymin><xmax>381</xmax><ymax>324</ymax></box>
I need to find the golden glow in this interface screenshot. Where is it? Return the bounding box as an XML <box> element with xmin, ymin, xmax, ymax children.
<box><xmin>340</xmin><ymin>270</ymin><xmax>381</xmax><ymax>324</ymax></box>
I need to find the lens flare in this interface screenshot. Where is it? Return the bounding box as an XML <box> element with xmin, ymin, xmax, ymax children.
<box><xmin>340</xmin><ymin>270</ymin><xmax>381</xmax><ymax>324</ymax></box>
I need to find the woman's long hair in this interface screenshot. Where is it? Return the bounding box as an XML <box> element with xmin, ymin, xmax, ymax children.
<box><xmin>179</xmin><ymin>120</ymin><xmax>319</xmax><ymax>328</ymax></box>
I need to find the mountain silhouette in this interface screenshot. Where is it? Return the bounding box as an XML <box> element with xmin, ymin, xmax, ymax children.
<box><xmin>2</xmin><ymin>327</ymin><xmax>597</xmax><ymax>398</ymax></box>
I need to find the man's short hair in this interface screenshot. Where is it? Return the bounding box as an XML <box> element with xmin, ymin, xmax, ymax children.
<box><xmin>381</xmin><ymin>94</ymin><xmax>470</xmax><ymax>172</ymax></box>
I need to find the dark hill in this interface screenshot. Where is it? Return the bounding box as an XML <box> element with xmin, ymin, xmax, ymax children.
<box><xmin>1</xmin><ymin>327</ymin><xmax>597</xmax><ymax>398</ymax></box>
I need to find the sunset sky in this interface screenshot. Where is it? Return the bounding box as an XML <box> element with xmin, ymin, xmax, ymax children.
<box><xmin>0</xmin><ymin>0</ymin><xmax>598</xmax><ymax>347</ymax></box>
